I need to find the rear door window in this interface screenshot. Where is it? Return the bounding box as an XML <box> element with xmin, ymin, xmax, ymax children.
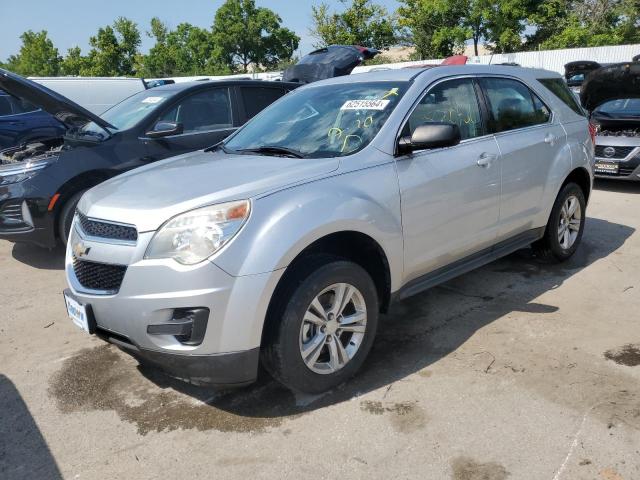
<box><xmin>480</xmin><ymin>77</ymin><xmax>551</xmax><ymax>133</ymax></box>
<box><xmin>241</xmin><ymin>87</ymin><xmax>287</xmax><ymax>119</ymax></box>
<box><xmin>538</xmin><ymin>78</ymin><xmax>585</xmax><ymax>116</ymax></box>
<box><xmin>159</xmin><ymin>88</ymin><xmax>232</xmax><ymax>134</ymax></box>
<box><xmin>406</xmin><ymin>78</ymin><xmax>484</xmax><ymax>140</ymax></box>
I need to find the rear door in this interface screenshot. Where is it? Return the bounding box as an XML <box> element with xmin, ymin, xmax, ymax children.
<box><xmin>143</xmin><ymin>86</ymin><xmax>237</xmax><ymax>161</ymax></box>
<box><xmin>395</xmin><ymin>77</ymin><xmax>502</xmax><ymax>281</ymax></box>
<box><xmin>236</xmin><ymin>86</ymin><xmax>289</xmax><ymax>123</ymax></box>
<box><xmin>479</xmin><ymin>76</ymin><xmax>566</xmax><ymax>241</ymax></box>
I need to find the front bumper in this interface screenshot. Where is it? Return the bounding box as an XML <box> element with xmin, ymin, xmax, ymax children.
<box><xmin>593</xmin><ymin>142</ymin><xmax>640</xmax><ymax>181</ymax></box>
<box><xmin>97</xmin><ymin>324</ymin><xmax>260</xmax><ymax>386</ymax></box>
<box><xmin>0</xmin><ymin>195</ymin><xmax>56</xmax><ymax>248</ymax></box>
<box><xmin>64</xmin><ymin>219</ymin><xmax>283</xmax><ymax>386</ymax></box>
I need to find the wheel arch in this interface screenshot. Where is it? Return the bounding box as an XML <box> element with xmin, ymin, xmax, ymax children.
<box><xmin>52</xmin><ymin>169</ymin><xmax>116</xmax><ymax>239</ymax></box>
<box><xmin>561</xmin><ymin>167</ymin><xmax>592</xmax><ymax>203</ymax></box>
<box><xmin>260</xmin><ymin>230</ymin><xmax>393</xmax><ymax>351</ymax></box>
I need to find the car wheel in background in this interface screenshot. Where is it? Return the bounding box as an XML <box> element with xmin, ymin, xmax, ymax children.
<box><xmin>58</xmin><ymin>189</ymin><xmax>87</xmax><ymax>246</ymax></box>
<box><xmin>533</xmin><ymin>182</ymin><xmax>586</xmax><ymax>262</ymax></box>
<box><xmin>262</xmin><ymin>255</ymin><xmax>379</xmax><ymax>393</ymax></box>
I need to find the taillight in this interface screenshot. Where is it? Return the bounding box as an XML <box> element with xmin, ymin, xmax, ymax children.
<box><xmin>588</xmin><ymin>122</ymin><xmax>597</xmax><ymax>144</ymax></box>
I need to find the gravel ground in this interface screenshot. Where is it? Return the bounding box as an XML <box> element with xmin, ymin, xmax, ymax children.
<box><xmin>1</xmin><ymin>179</ymin><xmax>639</xmax><ymax>480</ymax></box>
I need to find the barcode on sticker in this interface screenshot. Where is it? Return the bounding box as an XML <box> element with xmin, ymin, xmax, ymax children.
<box><xmin>340</xmin><ymin>99</ymin><xmax>390</xmax><ymax>110</ymax></box>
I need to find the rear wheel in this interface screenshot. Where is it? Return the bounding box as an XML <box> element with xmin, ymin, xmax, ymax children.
<box><xmin>533</xmin><ymin>182</ymin><xmax>586</xmax><ymax>262</ymax></box>
<box><xmin>262</xmin><ymin>255</ymin><xmax>379</xmax><ymax>393</ymax></box>
<box><xmin>58</xmin><ymin>190</ymin><xmax>87</xmax><ymax>246</ymax></box>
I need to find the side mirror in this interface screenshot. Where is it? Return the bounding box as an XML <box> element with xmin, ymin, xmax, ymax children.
<box><xmin>398</xmin><ymin>122</ymin><xmax>461</xmax><ymax>154</ymax></box>
<box><xmin>146</xmin><ymin>121</ymin><xmax>183</xmax><ymax>139</ymax></box>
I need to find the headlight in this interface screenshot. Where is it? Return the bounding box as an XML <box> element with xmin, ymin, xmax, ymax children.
<box><xmin>145</xmin><ymin>200</ymin><xmax>250</xmax><ymax>265</ymax></box>
<box><xmin>0</xmin><ymin>159</ymin><xmax>52</xmax><ymax>185</ymax></box>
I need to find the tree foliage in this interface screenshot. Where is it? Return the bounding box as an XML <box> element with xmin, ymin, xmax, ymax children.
<box><xmin>4</xmin><ymin>30</ymin><xmax>61</xmax><ymax>76</ymax></box>
<box><xmin>211</xmin><ymin>0</ymin><xmax>299</xmax><ymax>73</ymax></box>
<box><xmin>532</xmin><ymin>0</ymin><xmax>640</xmax><ymax>49</ymax></box>
<box><xmin>2</xmin><ymin>1</ymin><xmax>639</xmax><ymax>78</ymax></box>
<box><xmin>82</xmin><ymin>17</ymin><xmax>142</xmax><ymax>76</ymax></box>
<box><xmin>310</xmin><ymin>0</ymin><xmax>398</xmax><ymax>50</ymax></box>
<box><xmin>138</xmin><ymin>18</ymin><xmax>230</xmax><ymax>77</ymax></box>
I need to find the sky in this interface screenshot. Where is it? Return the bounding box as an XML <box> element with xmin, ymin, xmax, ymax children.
<box><xmin>0</xmin><ymin>0</ymin><xmax>401</xmax><ymax>61</ymax></box>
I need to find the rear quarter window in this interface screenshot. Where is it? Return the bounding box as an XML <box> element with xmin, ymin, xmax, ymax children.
<box><xmin>538</xmin><ymin>78</ymin><xmax>585</xmax><ymax>116</ymax></box>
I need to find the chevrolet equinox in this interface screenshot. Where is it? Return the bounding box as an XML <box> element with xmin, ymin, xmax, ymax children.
<box><xmin>64</xmin><ymin>65</ymin><xmax>594</xmax><ymax>393</ymax></box>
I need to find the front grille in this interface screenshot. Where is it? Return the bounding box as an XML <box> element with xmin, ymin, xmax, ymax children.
<box><xmin>77</xmin><ymin>212</ymin><xmax>137</xmax><ymax>242</ymax></box>
<box><xmin>72</xmin><ymin>256</ymin><xmax>127</xmax><ymax>293</ymax></box>
<box><xmin>595</xmin><ymin>145</ymin><xmax>636</xmax><ymax>159</ymax></box>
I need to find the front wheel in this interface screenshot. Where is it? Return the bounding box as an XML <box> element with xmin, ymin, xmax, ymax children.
<box><xmin>533</xmin><ymin>182</ymin><xmax>586</xmax><ymax>262</ymax></box>
<box><xmin>262</xmin><ymin>256</ymin><xmax>379</xmax><ymax>393</ymax></box>
<box><xmin>58</xmin><ymin>190</ymin><xmax>87</xmax><ymax>246</ymax></box>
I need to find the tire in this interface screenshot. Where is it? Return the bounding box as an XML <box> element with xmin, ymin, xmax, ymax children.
<box><xmin>533</xmin><ymin>182</ymin><xmax>586</xmax><ymax>262</ymax></box>
<box><xmin>261</xmin><ymin>255</ymin><xmax>379</xmax><ymax>393</ymax></box>
<box><xmin>58</xmin><ymin>190</ymin><xmax>87</xmax><ymax>246</ymax></box>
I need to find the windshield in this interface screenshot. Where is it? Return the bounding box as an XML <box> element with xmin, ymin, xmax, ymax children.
<box><xmin>594</xmin><ymin>99</ymin><xmax>640</xmax><ymax>118</ymax></box>
<box><xmin>224</xmin><ymin>81</ymin><xmax>408</xmax><ymax>158</ymax></box>
<box><xmin>78</xmin><ymin>89</ymin><xmax>175</xmax><ymax>140</ymax></box>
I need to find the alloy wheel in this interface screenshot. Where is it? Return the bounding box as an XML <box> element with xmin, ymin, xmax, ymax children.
<box><xmin>298</xmin><ymin>282</ymin><xmax>368</xmax><ymax>374</ymax></box>
<box><xmin>558</xmin><ymin>194</ymin><xmax>581</xmax><ymax>250</ymax></box>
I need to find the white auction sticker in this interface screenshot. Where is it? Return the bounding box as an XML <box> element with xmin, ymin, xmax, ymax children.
<box><xmin>340</xmin><ymin>99</ymin><xmax>390</xmax><ymax>111</ymax></box>
<box><xmin>142</xmin><ymin>96</ymin><xmax>165</xmax><ymax>104</ymax></box>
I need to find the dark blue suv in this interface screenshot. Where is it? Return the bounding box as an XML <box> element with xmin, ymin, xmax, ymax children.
<box><xmin>0</xmin><ymin>89</ymin><xmax>65</xmax><ymax>150</ymax></box>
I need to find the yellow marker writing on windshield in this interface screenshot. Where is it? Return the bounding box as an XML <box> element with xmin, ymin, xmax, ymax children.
<box><xmin>328</xmin><ymin>127</ymin><xmax>343</xmax><ymax>140</ymax></box>
<box><xmin>381</xmin><ymin>87</ymin><xmax>399</xmax><ymax>99</ymax></box>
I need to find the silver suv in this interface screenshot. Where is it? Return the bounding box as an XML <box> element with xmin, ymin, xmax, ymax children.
<box><xmin>64</xmin><ymin>66</ymin><xmax>594</xmax><ymax>393</ymax></box>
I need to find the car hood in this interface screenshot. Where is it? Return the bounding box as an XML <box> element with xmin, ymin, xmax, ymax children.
<box><xmin>581</xmin><ymin>62</ymin><xmax>640</xmax><ymax>112</ymax></box>
<box><xmin>79</xmin><ymin>150</ymin><xmax>340</xmax><ymax>232</ymax></box>
<box><xmin>0</xmin><ymin>68</ymin><xmax>115</xmax><ymax>130</ymax></box>
<box><xmin>282</xmin><ymin>45</ymin><xmax>379</xmax><ymax>84</ymax></box>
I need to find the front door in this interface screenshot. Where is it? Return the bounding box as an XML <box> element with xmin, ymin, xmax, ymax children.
<box><xmin>395</xmin><ymin>77</ymin><xmax>501</xmax><ymax>282</ymax></box>
<box><xmin>143</xmin><ymin>87</ymin><xmax>237</xmax><ymax>161</ymax></box>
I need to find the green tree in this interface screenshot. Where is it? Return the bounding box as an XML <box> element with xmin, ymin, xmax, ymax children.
<box><xmin>481</xmin><ymin>0</ymin><xmax>529</xmax><ymax>52</ymax></box>
<box><xmin>310</xmin><ymin>0</ymin><xmax>398</xmax><ymax>50</ymax></box>
<box><xmin>4</xmin><ymin>30</ymin><xmax>61</xmax><ymax>76</ymax></box>
<box><xmin>534</xmin><ymin>0</ymin><xmax>640</xmax><ymax>49</ymax></box>
<box><xmin>139</xmin><ymin>18</ymin><xmax>231</xmax><ymax>77</ymax></box>
<box><xmin>212</xmin><ymin>0</ymin><xmax>299</xmax><ymax>73</ymax></box>
<box><xmin>397</xmin><ymin>0</ymin><xmax>469</xmax><ymax>58</ymax></box>
<box><xmin>60</xmin><ymin>46</ymin><xmax>88</xmax><ymax>76</ymax></box>
<box><xmin>83</xmin><ymin>17</ymin><xmax>141</xmax><ymax>76</ymax></box>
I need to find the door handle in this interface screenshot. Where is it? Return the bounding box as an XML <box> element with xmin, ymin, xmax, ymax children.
<box><xmin>477</xmin><ymin>153</ymin><xmax>497</xmax><ymax>168</ymax></box>
<box><xmin>544</xmin><ymin>133</ymin><xmax>557</xmax><ymax>145</ymax></box>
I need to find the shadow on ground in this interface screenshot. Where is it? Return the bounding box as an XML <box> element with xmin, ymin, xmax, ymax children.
<box><xmin>594</xmin><ymin>178</ymin><xmax>640</xmax><ymax>194</ymax></box>
<box><xmin>11</xmin><ymin>243</ymin><xmax>65</xmax><ymax>270</ymax></box>
<box><xmin>47</xmin><ymin>217</ymin><xmax>635</xmax><ymax>434</ymax></box>
<box><xmin>0</xmin><ymin>375</ymin><xmax>62</xmax><ymax>479</ymax></box>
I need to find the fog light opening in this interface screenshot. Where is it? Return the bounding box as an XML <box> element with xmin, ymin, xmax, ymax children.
<box><xmin>147</xmin><ymin>307</ymin><xmax>209</xmax><ymax>346</ymax></box>
<box><xmin>21</xmin><ymin>201</ymin><xmax>34</xmax><ymax>228</ymax></box>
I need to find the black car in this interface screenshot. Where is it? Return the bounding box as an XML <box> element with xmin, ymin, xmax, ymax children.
<box><xmin>0</xmin><ymin>72</ymin><xmax>299</xmax><ymax>247</ymax></box>
<box><xmin>0</xmin><ymin>89</ymin><xmax>66</xmax><ymax>149</ymax></box>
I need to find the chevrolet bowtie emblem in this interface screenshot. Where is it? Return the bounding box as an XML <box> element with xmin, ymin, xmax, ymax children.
<box><xmin>73</xmin><ymin>242</ymin><xmax>91</xmax><ymax>258</ymax></box>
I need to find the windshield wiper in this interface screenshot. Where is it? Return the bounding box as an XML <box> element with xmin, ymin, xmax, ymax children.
<box><xmin>236</xmin><ymin>145</ymin><xmax>306</xmax><ymax>158</ymax></box>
